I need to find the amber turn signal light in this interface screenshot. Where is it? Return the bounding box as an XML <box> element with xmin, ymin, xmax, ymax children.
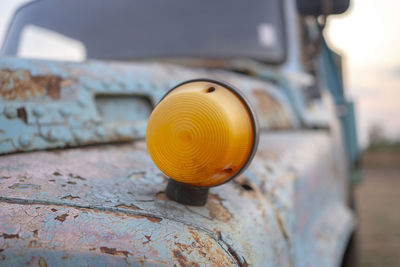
<box><xmin>146</xmin><ymin>79</ymin><xmax>259</xmax><ymax>205</ymax></box>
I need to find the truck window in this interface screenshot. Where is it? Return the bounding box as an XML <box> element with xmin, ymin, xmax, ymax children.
<box><xmin>18</xmin><ymin>25</ymin><xmax>86</xmax><ymax>61</ymax></box>
<box><xmin>1</xmin><ymin>0</ymin><xmax>286</xmax><ymax>63</ymax></box>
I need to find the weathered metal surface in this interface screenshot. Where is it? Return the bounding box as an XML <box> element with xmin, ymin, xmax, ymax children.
<box><xmin>0</xmin><ymin>69</ymin><xmax>61</xmax><ymax>101</ymax></box>
<box><xmin>319</xmin><ymin>40</ymin><xmax>360</xmax><ymax>168</ymax></box>
<box><xmin>0</xmin><ymin>203</ymin><xmax>234</xmax><ymax>266</ymax></box>
<box><xmin>0</xmin><ymin>130</ymin><xmax>354</xmax><ymax>266</ymax></box>
<box><xmin>0</xmin><ymin>57</ymin><xmax>296</xmax><ymax>155</ymax></box>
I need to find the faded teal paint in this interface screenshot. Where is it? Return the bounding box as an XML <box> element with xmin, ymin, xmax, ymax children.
<box><xmin>0</xmin><ymin>57</ymin><xmax>355</xmax><ymax>266</ymax></box>
<box><xmin>0</xmin><ymin>57</ymin><xmax>295</xmax><ymax>155</ymax></box>
<box><xmin>0</xmin><ymin>130</ymin><xmax>354</xmax><ymax>266</ymax></box>
<box><xmin>319</xmin><ymin>41</ymin><xmax>361</xmax><ymax>167</ymax></box>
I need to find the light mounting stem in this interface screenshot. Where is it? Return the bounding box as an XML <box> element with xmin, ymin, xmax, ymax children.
<box><xmin>166</xmin><ymin>179</ymin><xmax>209</xmax><ymax>206</ymax></box>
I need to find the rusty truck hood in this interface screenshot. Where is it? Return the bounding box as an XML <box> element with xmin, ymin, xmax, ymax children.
<box><xmin>0</xmin><ymin>58</ymin><xmax>355</xmax><ymax>266</ymax></box>
<box><xmin>0</xmin><ymin>58</ymin><xmax>295</xmax><ymax>155</ymax></box>
<box><xmin>0</xmin><ymin>131</ymin><xmax>354</xmax><ymax>266</ymax></box>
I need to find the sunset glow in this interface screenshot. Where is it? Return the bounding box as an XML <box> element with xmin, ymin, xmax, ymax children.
<box><xmin>327</xmin><ymin>0</ymin><xmax>400</xmax><ymax>145</ymax></box>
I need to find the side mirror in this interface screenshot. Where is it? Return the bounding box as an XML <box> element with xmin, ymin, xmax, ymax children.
<box><xmin>297</xmin><ymin>0</ymin><xmax>350</xmax><ymax>16</ymax></box>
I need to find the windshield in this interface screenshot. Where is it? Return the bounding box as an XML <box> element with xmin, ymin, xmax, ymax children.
<box><xmin>2</xmin><ymin>0</ymin><xmax>286</xmax><ymax>63</ymax></box>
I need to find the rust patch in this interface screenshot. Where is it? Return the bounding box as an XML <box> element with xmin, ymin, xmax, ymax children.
<box><xmin>274</xmin><ymin>209</ymin><xmax>290</xmax><ymax>244</ymax></box>
<box><xmin>53</xmin><ymin>172</ymin><xmax>62</xmax><ymax>176</ymax></box>
<box><xmin>38</xmin><ymin>256</ymin><xmax>48</xmax><ymax>267</ymax></box>
<box><xmin>115</xmin><ymin>204</ymin><xmax>142</xmax><ymax>210</ymax></box>
<box><xmin>2</xmin><ymin>233</ymin><xmax>19</xmax><ymax>239</ymax></box>
<box><xmin>129</xmin><ymin>171</ymin><xmax>146</xmax><ymax>179</ymax></box>
<box><xmin>205</xmin><ymin>194</ymin><xmax>232</xmax><ymax>222</ymax></box>
<box><xmin>69</xmin><ymin>173</ymin><xmax>86</xmax><ymax>180</ymax></box>
<box><xmin>55</xmin><ymin>213</ymin><xmax>69</xmax><ymax>222</ymax></box>
<box><xmin>186</xmin><ymin>228</ymin><xmax>234</xmax><ymax>266</ymax></box>
<box><xmin>142</xmin><ymin>235</ymin><xmax>151</xmax><ymax>244</ymax></box>
<box><xmin>76</xmin><ymin>206</ymin><xmax>162</xmax><ymax>223</ymax></box>
<box><xmin>210</xmin><ymin>193</ymin><xmax>225</xmax><ymax>202</ymax></box>
<box><xmin>89</xmin><ymin>248</ymin><xmax>96</xmax><ymax>251</ymax></box>
<box><xmin>17</xmin><ymin>107</ymin><xmax>27</xmax><ymax>123</ymax></box>
<box><xmin>227</xmin><ymin>246</ymin><xmax>249</xmax><ymax>267</ymax></box>
<box><xmin>252</xmin><ymin>89</ymin><xmax>291</xmax><ymax>129</ymax></box>
<box><xmin>104</xmin><ymin>212</ymin><xmax>161</xmax><ymax>223</ymax></box>
<box><xmin>227</xmin><ymin>246</ymin><xmax>240</xmax><ymax>263</ymax></box>
<box><xmin>42</xmin><ymin>77</ymin><xmax>61</xmax><ymax>99</ymax></box>
<box><xmin>100</xmin><ymin>247</ymin><xmax>131</xmax><ymax>257</ymax></box>
<box><xmin>156</xmin><ymin>191</ymin><xmax>169</xmax><ymax>201</ymax></box>
<box><xmin>51</xmin><ymin>208</ymin><xmax>58</xmax><ymax>212</ymax></box>
<box><xmin>28</xmin><ymin>240</ymin><xmax>38</xmax><ymax>248</ymax></box>
<box><xmin>0</xmin><ymin>69</ymin><xmax>62</xmax><ymax>101</ymax></box>
<box><xmin>61</xmin><ymin>195</ymin><xmax>80</xmax><ymax>200</ymax></box>
<box><xmin>173</xmin><ymin>242</ymin><xmax>192</xmax><ymax>253</ymax></box>
<box><xmin>67</xmin><ymin>181</ymin><xmax>77</xmax><ymax>185</ymax></box>
<box><xmin>173</xmin><ymin>250</ymin><xmax>190</xmax><ymax>267</ymax></box>
<box><xmin>252</xmin><ymin>89</ymin><xmax>279</xmax><ymax>106</ymax></box>
<box><xmin>215</xmin><ymin>230</ymin><xmax>222</xmax><ymax>241</ymax></box>
<box><xmin>146</xmin><ymin>216</ymin><xmax>162</xmax><ymax>223</ymax></box>
<box><xmin>188</xmin><ymin>229</ymin><xmax>202</xmax><ymax>247</ymax></box>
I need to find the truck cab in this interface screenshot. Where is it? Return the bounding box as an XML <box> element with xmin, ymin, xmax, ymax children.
<box><xmin>0</xmin><ymin>0</ymin><xmax>359</xmax><ymax>266</ymax></box>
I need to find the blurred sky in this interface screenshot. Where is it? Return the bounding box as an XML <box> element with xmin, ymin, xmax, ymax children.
<box><xmin>326</xmin><ymin>0</ymin><xmax>400</xmax><ymax>146</ymax></box>
<box><xmin>1</xmin><ymin>0</ymin><xmax>399</xmax><ymax>147</ymax></box>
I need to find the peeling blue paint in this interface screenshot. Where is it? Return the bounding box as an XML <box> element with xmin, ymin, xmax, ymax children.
<box><xmin>0</xmin><ymin>57</ymin><xmax>295</xmax><ymax>155</ymax></box>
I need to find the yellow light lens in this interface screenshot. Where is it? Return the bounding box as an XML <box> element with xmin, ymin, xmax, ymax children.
<box><xmin>146</xmin><ymin>80</ymin><xmax>256</xmax><ymax>187</ymax></box>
